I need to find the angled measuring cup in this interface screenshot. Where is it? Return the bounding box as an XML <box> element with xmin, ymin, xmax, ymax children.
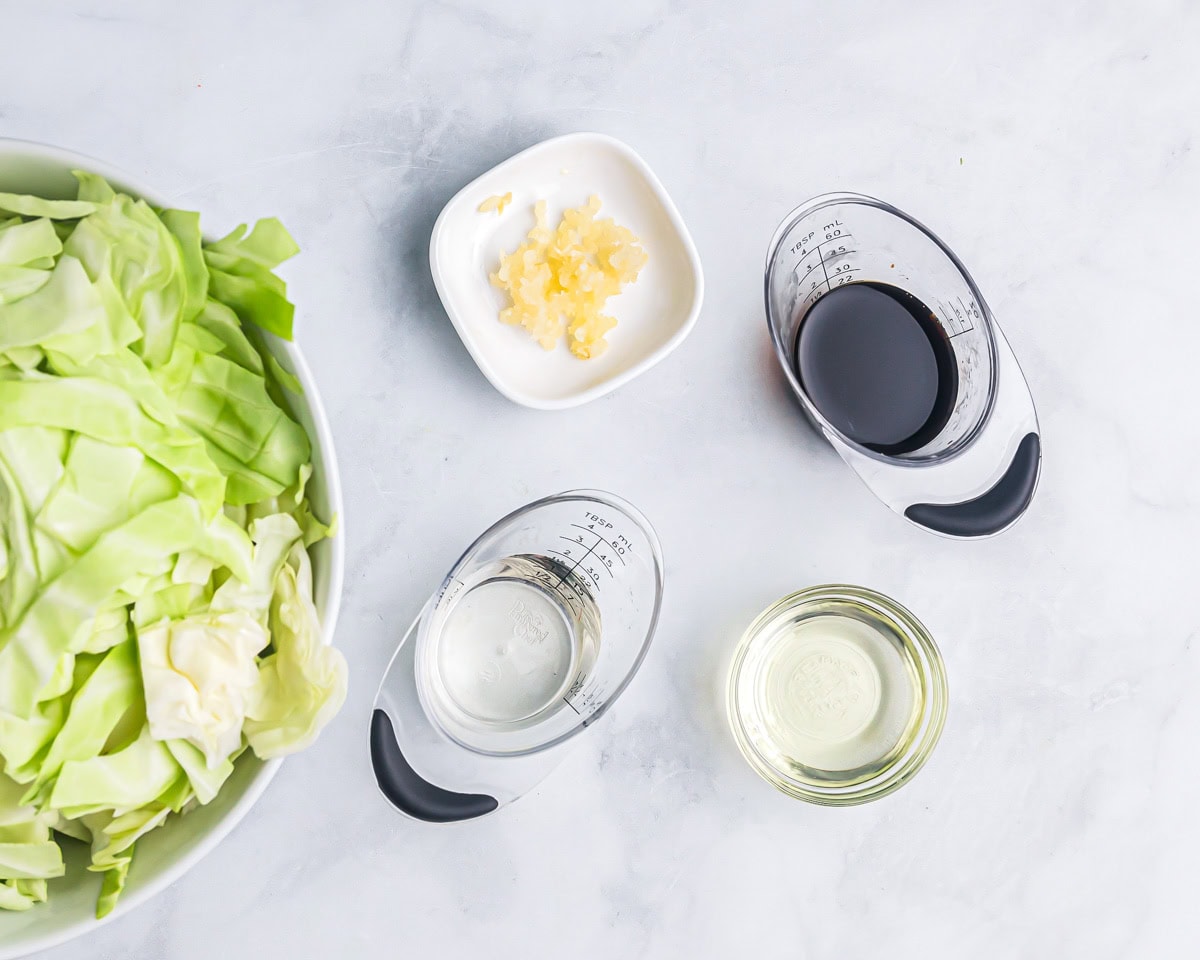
<box><xmin>370</xmin><ymin>490</ymin><xmax>664</xmax><ymax>822</ymax></box>
<box><xmin>766</xmin><ymin>193</ymin><xmax>1041</xmax><ymax>538</ymax></box>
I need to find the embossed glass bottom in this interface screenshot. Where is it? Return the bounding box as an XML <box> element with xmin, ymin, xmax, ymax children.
<box><xmin>727</xmin><ymin>585</ymin><xmax>947</xmax><ymax>806</ymax></box>
<box><xmin>426</xmin><ymin>555</ymin><xmax>601</xmax><ymax>734</ymax></box>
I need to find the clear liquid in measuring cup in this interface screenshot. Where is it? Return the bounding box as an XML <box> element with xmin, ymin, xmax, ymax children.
<box><xmin>793</xmin><ymin>282</ymin><xmax>959</xmax><ymax>455</ymax></box>
<box><xmin>433</xmin><ymin>555</ymin><xmax>601</xmax><ymax>727</ymax></box>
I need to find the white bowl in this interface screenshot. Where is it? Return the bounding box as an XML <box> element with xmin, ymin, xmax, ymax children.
<box><xmin>429</xmin><ymin>132</ymin><xmax>704</xmax><ymax>409</ymax></box>
<box><xmin>0</xmin><ymin>139</ymin><xmax>345</xmax><ymax>958</ymax></box>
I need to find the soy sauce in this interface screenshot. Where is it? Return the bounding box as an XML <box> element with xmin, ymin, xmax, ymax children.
<box><xmin>792</xmin><ymin>282</ymin><xmax>958</xmax><ymax>455</ymax></box>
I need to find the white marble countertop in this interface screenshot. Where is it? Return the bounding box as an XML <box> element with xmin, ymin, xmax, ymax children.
<box><xmin>3</xmin><ymin>0</ymin><xmax>1199</xmax><ymax>956</ymax></box>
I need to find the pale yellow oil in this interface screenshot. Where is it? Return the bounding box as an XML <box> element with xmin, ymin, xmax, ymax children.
<box><xmin>737</xmin><ymin>604</ymin><xmax>924</xmax><ymax>782</ymax></box>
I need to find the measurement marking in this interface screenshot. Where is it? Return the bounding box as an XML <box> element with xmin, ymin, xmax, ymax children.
<box><xmin>791</xmin><ymin>233</ymin><xmax>855</xmax><ymax>269</ymax></box>
<box><xmin>935</xmin><ymin>301</ymin><xmax>953</xmax><ymax>332</ymax></box>
<box><xmin>550</xmin><ymin>540</ymin><xmax>589</xmax><ymax>587</ymax></box>
<box><xmin>936</xmin><ymin>300</ymin><xmax>975</xmax><ymax>339</ymax></box>
<box><xmin>794</xmin><ymin>259</ymin><xmax>823</xmax><ymax>285</ymax></box>
<box><xmin>818</xmin><ymin>245</ymin><xmax>832</xmax><ymax>289</ymax></box>
<box><xmin>559</xmin><ymin>597</ymin><xmax>582</xmax><ymax>617</ymax></box>
<box><xmin>562</xmin><ymin>696</ymin><xmax>581</xmax><ymax>715</ymax></box>
<box><xmin>583</xmin><ymin>540</ymin><xmax>614</xmax><ymax>579</ymax></box>
<box><xmin>556</xmin><ymin>529</ymin><xmax>612</xmax><ymax>582</ymax></box>
<box><xmin>544</xmin><ymin>551</ymin><xmax>588</xmax><ymax>615</ymax></box>
<box><xmin>954</xmin><ymin>298</ymin><xmax>979</xmax><ymax>336</ymax></box>
<box><xmin>568</xmin><ymin>524</ymin><xmax>626</xmax><ymax>567</ymax></box>
<box><xmin>787</xmin><ymin>249</ymin><xmax>854</xmax><ymax>283</ymax></box>
<box><xmin>936</xmin><ymin>301</ymin><xmax>964</xmax><ymax>335</ymax></box>
<box><xmin>544</xmin><ymin>561</ymin><xmax>580</xmax><ymax>592</ymax></box>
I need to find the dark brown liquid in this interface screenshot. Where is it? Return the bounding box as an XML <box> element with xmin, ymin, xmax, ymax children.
<box><xmin>793</xmin><ymin>282</ymin><xmax>958</xmax><ymax>455</ymax></box>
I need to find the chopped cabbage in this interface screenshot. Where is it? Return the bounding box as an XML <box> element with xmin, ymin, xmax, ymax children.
<box><xmin>0</xmin><ymin>174</ymin><xmax>344</xmax><ymax>917</ymax></box>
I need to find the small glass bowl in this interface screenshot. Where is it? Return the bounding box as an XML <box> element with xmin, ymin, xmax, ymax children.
<box><xmin>727</xmin><ymin>584</ymin><xmax>947</xmax><ymax>806</ymax></box>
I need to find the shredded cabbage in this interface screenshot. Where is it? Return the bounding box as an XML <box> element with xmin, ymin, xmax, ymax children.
<box><xmin>0</xmin><ymin>174</ymin><xmax>345</xmax><ymax>917</ymax></box>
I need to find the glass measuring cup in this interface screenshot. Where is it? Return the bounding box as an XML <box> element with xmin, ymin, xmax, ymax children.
<box><xmin>370</xmin><ymin>490</ymin><xmax>663</xmax><ymax>822</ymax></box>
<box><xmin>766</xmin><ymin>193</ymin><xmax>1041</xmax><ymax>538</ymax></box>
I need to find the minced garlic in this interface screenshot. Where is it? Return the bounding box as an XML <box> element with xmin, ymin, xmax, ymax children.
<box><xmin>477</xmin><ymin>192</ymin><xmax>513</xmax><ymax>214</ymax></box>
<box><xmin>489</xmin><ymin>196</ymin><xmax>647</xmax><ymax>359</ymax></box>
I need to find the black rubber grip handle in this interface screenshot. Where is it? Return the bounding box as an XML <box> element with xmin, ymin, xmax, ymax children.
<box><xmin>370</xmin><ymin>709</ymin><xmax>498</xmax><ymax>823</ymax></box>
<box><xmin>905</xmin><ymin>432</ymin><xmax>1040</xmax><ymax>538</ymax></box>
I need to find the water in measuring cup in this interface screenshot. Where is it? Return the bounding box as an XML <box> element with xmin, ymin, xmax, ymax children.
<box><xmin>434</xmin><ymin>555</ymin><xmax>601</xmax><ymax>726</ymax></box>
<box><xmin>793</xmin><ymin>282</ymin><xmax>959</xmax><ymax>455</ymax></box>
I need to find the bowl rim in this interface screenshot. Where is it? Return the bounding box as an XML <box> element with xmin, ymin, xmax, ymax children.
<box><xmin>428</xmin><ymin>131</ymin><xmax>705</xmax><ymax>410</ymax></box>
<box><xmin>726</xmin><ymin>583</ymin><xmax>948</xmax><ymax>807</ymax></box>
<box><xmin>0</xmin><ymin>137</ymin><xmax>346</xmax><ymax>958</ymax></box>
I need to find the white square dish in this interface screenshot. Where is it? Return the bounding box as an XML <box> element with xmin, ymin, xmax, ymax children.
<box><xmin>429</xmin><ymin>132</ymin><xmax>704</xmax><ymax>409</ymax></box>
